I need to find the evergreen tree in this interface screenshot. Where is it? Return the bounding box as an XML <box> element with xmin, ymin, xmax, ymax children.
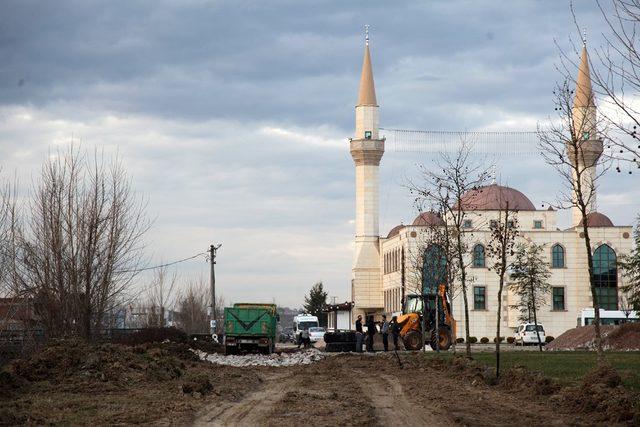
<box><xmin>621</xmin><ymin>216</ymin><xmax>640</xmax><ymax>311</ymax></box>
<box><xmin>509</xmin><ymin>243</ymin><xmax>551</xmax><ymax>351</ymax></box>
<box><xmin>303</xmin><ymin>282</ymin><xmax>328</xmax><ymax>326</ymax></box>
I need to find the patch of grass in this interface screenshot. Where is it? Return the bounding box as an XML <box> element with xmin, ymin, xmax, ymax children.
<box><xmin>422</xmin><ymin>351</ymin><xmax>640</xmax><ymax>391</ymax></box>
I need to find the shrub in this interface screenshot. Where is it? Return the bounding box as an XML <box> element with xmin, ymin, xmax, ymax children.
<box><xmin>480</xmin><ymin>337</ymin><xmax>489</xmax><ymax>344</ymax></box>
<box><xmin>493</xmin><ymin>336</ymin><xmax>505</xmax><ymax>343</ymax></box>
<box><xmin>506</xmin><ymin>337</ymin><xmax>515</xmax><ymax>344</ymax></box>
<box><xmin>456</xmin><ymin>337</ymin><xmax>464</xmax><ymax>344</ymax></box>
<box><xmin>545</xmin><ymin>336</ymin><xmax>555</xmax><ymax>343</ymax></box>
<box><xmin>468</xmin><ymin>336</ymin><xmax>478</xmax><ymax>344</ymax></box>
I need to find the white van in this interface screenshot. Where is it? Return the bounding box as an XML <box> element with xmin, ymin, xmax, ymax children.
<box><xmin>293</xmin><ymin>314</ymin><xmax>319</xmax><ymax>344</ymax></box>
<box><xmin>577</xmin><ymin>308</ymin><xmax>639</xmax><ymax>327</ymax></box>
<box><xmin>514</xmin><ymin>323</ymin><xmax>546</xmax><ymax>346</ymax></box>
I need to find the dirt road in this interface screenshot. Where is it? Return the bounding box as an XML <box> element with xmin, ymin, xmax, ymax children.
<box><xmin>193</xmin><ymin>353</ymin><xmax>585</xmax><ymax>426</ymax></box>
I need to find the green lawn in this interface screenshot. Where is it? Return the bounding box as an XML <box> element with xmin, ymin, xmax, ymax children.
<box><xmin>421</xmin><ymin>351</ymin><xmax>640</xmax><ymax>391</ymax></box>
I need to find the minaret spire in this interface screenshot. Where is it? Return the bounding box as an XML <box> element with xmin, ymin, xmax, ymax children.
<box><xmin>570</xmin><ymin>42</ymin><xmax>603</xmax><ymax>227</ymax></box>
<box><xmin>574</xmin><ymin>44</ymin><xmax>595</xmax><ymax>110</ymax></box>
<box><xmin>350</xmin><ymin>27</ymin><xmax>384</xmax><ymax>319</ymax></box>
<box><xmin>357</xmin><ymin>26</ymin><xmax>377</xmax><ymax>107</ymax></box>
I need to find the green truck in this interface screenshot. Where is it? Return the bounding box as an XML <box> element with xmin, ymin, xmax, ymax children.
<box><xmin>223</xmin><ymin>303</ymin><xmax>278</xmax><ymax>355</ymax></box>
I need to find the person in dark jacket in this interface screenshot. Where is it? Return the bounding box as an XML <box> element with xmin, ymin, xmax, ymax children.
<box><xmin>365</xmin><ymin>315</ymin><xmax>377</xmax><ymax>352</ymax></box>
<box><xmin>355</xmin><ymin>314</ymin><xmax>364</xmax><ymax>353</ymax></box>
<box><xmin>390</xmin><ymin>315</ymin><xmax>401</xmax><ymax>350</ymax></box>
<box><xmin>380</xmin><ymin>314</ymin><xmax>390</xmax><ymax>351</ymax></box>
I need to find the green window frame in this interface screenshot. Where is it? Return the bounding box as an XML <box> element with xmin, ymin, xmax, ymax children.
<box><xmin>473</xmin><ymin>286</ymin><xmax>486</xmax><ymax>310</ymax></box>
<box><xmin>473</xmin><ymin>244</ymin><xmax>485</xmax><ymax>267</ymax></box>
<box><xmin>533</xmin><ymin>220</ymin><xmax>543</xmax><ymax>229</ymax></box>
<box><xmin>552</xmin><ymin>287</ymin><xmax>565</xmax><ymax>311</ymax></box>
<box><xmin>593</xmin><ymin>244</ymin><xmax>618</xmax><ymax>310</ymax></box>
<box><xmin>552</xmin><ymin>244</ymin><xmax>565</xmax><ymax>268</ymax></box>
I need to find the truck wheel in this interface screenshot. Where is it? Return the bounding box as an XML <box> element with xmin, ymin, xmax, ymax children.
<box><xmin>430</xmin><ymin>327</ymin><xmax>452</xmax><ymax>351</ymax></box>
<box><xmin>403</xmin><ymin>330</ymin><xmax>423</xmax><ymax>351</ymax></box>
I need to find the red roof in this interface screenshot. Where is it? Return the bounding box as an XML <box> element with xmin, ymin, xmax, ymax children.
<box><xmin>579</xmin><ymin>212</ymin><xmax>614</xmax><ymax>228</ymax></box>
<box><xmin>412</xmin><ymin>212</ymin><xmax>446</xmax><ymax>227</ymax></box>
<box><xmin>386</xmin><ymin>224</ymin><xmax>405</xmax><ymax>238</ymax></box>
<box><xmin>457</xmin><ymin>184</ymin><xmax>536</xmax><ymax>211</ymax></box>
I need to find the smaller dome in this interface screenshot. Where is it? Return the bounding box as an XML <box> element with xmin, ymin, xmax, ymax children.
<box><xmin>579</xmin><ymin>212</ymin><xmax>614</xmax><ymax>228</ymax></box>
<box><xmin>412</xmin><ymin>212</ymin><xmax>445</xmax><ymax>227</ymax></box>
<box><xmin>386</xmin><ymin>224</ymin><xmax>405</xmax><ymax>238</ymax></box>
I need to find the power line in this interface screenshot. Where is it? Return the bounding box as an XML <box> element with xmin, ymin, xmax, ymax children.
<box><xmin>117</xmin><ymin>252</ymin><xmax>207</xmax><ymax>274</ymax></box>
<box><xmin>380</xmin><ymin>128</ymin><xmax>542</xmax><ymax>156</ymax></box>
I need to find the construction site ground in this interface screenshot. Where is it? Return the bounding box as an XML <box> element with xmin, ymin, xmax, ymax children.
<box><xmin>2</xmin><ymin>339</ymin><xmax>639</xmax><ymax>425</ymax></box>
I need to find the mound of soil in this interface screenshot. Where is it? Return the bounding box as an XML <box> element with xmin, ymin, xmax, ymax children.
<box><xmin>547</xmin><ymin>323</ymin><xmax>640</xmax><ymax>351</ymax></box>
<box><xmin>8</xmin><ymin>339</ymin><xmax>195</xmax><ymax>386</ymax></box>
<box><xmin>0</xmin><ymin>339</ymin><xmax>261</xmax><ymax>425</ymax></box>
<box><xmin>559</xmin><ymin>364</ymin><xmax>640</xmax><ymax>423</ymax></box>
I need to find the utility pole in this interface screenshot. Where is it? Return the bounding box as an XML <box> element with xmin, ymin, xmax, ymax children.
<box><xmin>209</xmin><ymin>244</ymin><xmax>222</xmax><ymax>336</ymax></box>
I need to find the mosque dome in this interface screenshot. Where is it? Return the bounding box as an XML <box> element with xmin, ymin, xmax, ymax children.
<box><xmin>386</xmin><ymin>224</ymin><xmax>405</xmax><ymax>238</ymax></box>
<box><xmin>412</xmin><ymin>212</ymin><xmax>446</xmax><ymax>227</ymax></box>
<box><xmin>579</xmin><ymin>212</ymin><xmax>614</xmax><ymax>228</ymax></box>
<box><xmin>457</xmin><ymin>184</ymin><xmax>536</xmax><ymax>211</ymax></box>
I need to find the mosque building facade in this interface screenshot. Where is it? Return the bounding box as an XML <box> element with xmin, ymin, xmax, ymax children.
<box><xmin>349</xmin><ymin>37</ymin><xmax>634</xmax><ymax>339</ymax></box>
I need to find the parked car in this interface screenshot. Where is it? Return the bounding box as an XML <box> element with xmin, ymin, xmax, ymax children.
<box><xmin>514</xmin><ymin>323</ymin><xmax>546</xmax><ymax>346</ymax></box>
<box><xmin>308</xmin><ymin>326</ymin><xmax>326</xmax><ymax>343</ymax></box>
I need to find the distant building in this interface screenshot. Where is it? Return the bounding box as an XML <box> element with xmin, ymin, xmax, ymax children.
<box><xmin>349</xmin><ymin>36</ymin><xmax>633</xmax><ymax>338</ymax></box>
<box><xmin>0</xmin><ymin>298</ymin><xmax>41</xmax><ymax>331</ymax></box>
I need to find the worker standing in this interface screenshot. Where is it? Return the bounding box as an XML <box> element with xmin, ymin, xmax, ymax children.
<box><xmin>365</xmin><ymin>315</ymin><xmax>377</xmax><ymax>352</ymax></box>
<box><xmin>355</xmin><ymin>314</ymin><xmax>364</xmax><ymax>353</ymax></box>
<box><xmin>390</xmin><ymin>315</ymin><xmax>401</xmax><ymax>350</ymax></box>
<box><xmin>380</xmin><ymin>314</ymin><xmax>389</xmax><ymax>352</ymax></box>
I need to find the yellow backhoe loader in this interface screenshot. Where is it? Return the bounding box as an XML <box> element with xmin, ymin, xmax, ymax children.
<box><xmin>396</xmin><ymin>284</ymin><xmax>455</xmax><ymax>350</ymax></box>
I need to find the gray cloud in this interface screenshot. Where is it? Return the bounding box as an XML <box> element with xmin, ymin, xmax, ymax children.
<box><xmin>0</xmin><ymin>0</ymin><xmax>637</xmax><ymax>307</ymax></box>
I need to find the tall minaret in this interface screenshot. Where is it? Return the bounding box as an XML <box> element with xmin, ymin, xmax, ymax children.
<box><xmin>350</xmin><ymin>27</ymin><xmax>384</xmax><ymax>315</ymax></box>
<box><xmin>570</xmin><ymin>42</ymin><xmax>603</xmax><ymax>227</ymax></box>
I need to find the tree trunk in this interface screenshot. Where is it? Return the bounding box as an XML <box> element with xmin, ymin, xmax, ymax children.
<box><xmin>582</xmin><ymin>221</ymin><xmax>604</xmax><ymax>360</ymax></box>
<box><xmin>496</xmin><ymin>269</ymin><xmax>505</xmax><ymax>377</ymax></box>
<box><xmin>531</xmin><ymin>285</ymin><xmax>543</xmax><ymax>352</ymax></box>
<box><xmin>458</xmin><ymin>247</ymin><xmax>471</xmax><ymax>356</ymax></box>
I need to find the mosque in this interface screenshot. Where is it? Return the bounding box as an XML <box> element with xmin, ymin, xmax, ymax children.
<box><xmin>348</xmin><ymin>35</ymin><xmax>633</xmax><ymax>339</ymax></box>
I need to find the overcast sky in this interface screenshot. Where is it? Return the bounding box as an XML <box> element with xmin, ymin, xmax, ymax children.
<box><xmin>1</xmin><ymin>1</ymin><xmax>638</xmax><ymax>308</ymax></box>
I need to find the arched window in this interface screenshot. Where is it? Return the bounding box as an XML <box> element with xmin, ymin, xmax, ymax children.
<box><xmin>394</xmin><ymin>249</ymin><xmax>398</xmax><ymax>271</ymax></box>
<box><xmin>552</xmin><ymin>244</ymin><xmax>565</xmax><ymax>268</ymax></box>
<box><xmin>423</xmin><ymin>245</ymin><xmax>446</xmax><ymax>295</ymax></box>
<box><xmin>473</xmin><ymin>244</ymin><xmax>485</xmax><ymax>268</ymax></box>
<box><xmin>593</xmin><ymin>244</ymin><xmax>618</xmax><ymax>310</ymax></box>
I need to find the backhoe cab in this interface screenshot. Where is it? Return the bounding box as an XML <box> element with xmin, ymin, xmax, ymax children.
<box><xmin>396</xmin><ymin>284</ymin><xmax>455</xmax><ymax>351</ymax></box>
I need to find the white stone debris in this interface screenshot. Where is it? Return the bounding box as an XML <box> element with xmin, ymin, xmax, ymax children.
<box><xmin>197</xmin><ymin>349</ymin><xmax>325</xmax><ymax>367</ymax></box>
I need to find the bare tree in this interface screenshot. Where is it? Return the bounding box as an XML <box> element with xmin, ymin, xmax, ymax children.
<box><xmin>175</xmin><ymin>278</ymin><xmax>209</xmax><ymax>335</ymax></box>
<box><xmin>539</xmin><ymin>48</ymin><xmax>611</xmax><ymax>358</ymax></box>
<box><xmin>509</xmin><ymin>243</ymin><xmax>551</xmax><ymax>352</ymax></box>
<box><xmin>144</xmin><ymin>264</ymin><xmax>178</xmax><ymax>328</ymax></box>
<box><xmin>486</xmin><ymin>200</ymin><xmax>519</xmax><ymax>378</ymax></box>
<box><xmin>411</xmin><ymin>213</ymin><xmax>461</xmax><ymax>353</ymax></box>
<box><xmin>409</xmin><ymin>141</ymin><xmax>491</xmax><ymax>356</ymax></box>
<box><xmin>8</xmin><ymin>147</ymin><xmax>149</xmax><ymax>340</ymax></box>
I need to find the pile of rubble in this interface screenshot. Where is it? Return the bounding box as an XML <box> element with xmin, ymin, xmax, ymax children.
<box><xmin>198</xmin><ymin>349</ymin><xmax>325</xmax><ymax>367</ymax></box>
<box><xmin>547</xmin><ymin>323</ymin><xmax>640</xmax><ymax>351</ymax></box>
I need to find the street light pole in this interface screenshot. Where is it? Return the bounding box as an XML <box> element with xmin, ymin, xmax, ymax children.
<box><xmin>209</xmin><ymin>244</ymin><xmax>222</xmax><ymax>335</ymax></box>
